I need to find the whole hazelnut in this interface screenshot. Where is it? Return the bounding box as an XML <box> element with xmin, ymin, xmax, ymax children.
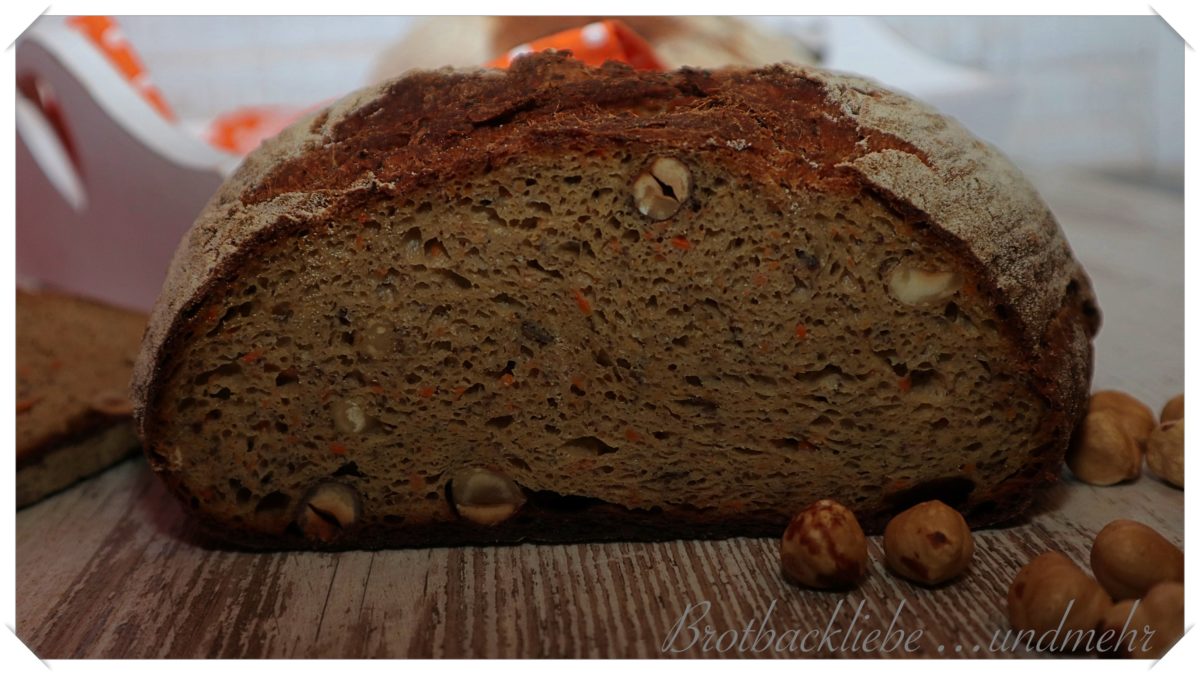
<box><xmin>296</xmin><ymin>481</ymin><xmax>361</xmax><ymax>543</ymax></box>
<box><xmin>886</xmin><ymin>264</ymin><xmax>962</xmax><ymax>306</ymax></box>
<box><xmin>1100</xmin><ymin>582</ymin><xmax>1184</xmax><ymax>658</ymax></box>
<box><xmin>1007</xmin><ymin>551</ymin><xmax>1112</xmax><ymax>639</ymax></box>
<box><xmin>1066</xmin><ymin>409</ymin><xmax>1141</xmax><ymax>485</ymax></box>
<box><xmin>1089</xmin><ymin>390</ymin><xmax>1156</xmax><ymax>442</ymax></box>
<box><xmin>1160</xmin><ymin>394</ymin><xmax>1184</xmax><ymax>424</ymax></box>
<box><xmin>450</xmin><ymin>467</ymin><xmax>526</xmax><ymax>526</ymax></box>
<box><xmin>1090</xmin><ymin>519</ymin><xmax>1183</xmax><ymax>600</ymax></box>
<box><xmin>780</xmin><ymin>499</ymin><xmax>869</xmax><ymax>589</ymax></box>
<box><xmin>1145</xmin><ymin>420</ymin><xmax>1183</xmax><ymax>488</ymax></box>
<box><xmin>331</xmin><ymin>398</ymin><xmax>371</xmax><ymax>434</ymax></box>
<box><xmin>883</xmin><ymin>500</ymin><xmax>974</xmax><ymax>585</ymax></box>
<box><xmin>632</xmin><ymin>157</ymin><xmax>691</xmax><ymax>220</ymax></box>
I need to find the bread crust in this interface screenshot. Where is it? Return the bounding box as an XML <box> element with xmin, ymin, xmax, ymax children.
<box><xmin>132</xmin><ymin>54</ymin><xmax>1097</xmax><ymax>544</ymax></box>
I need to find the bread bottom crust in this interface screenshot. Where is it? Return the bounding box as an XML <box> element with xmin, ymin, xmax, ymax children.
<box><xmin>18</xmin><ymin>422</ymin><xmax>141</xmax><ymax>508</ymax></box>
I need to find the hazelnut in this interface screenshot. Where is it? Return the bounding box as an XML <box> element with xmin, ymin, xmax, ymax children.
<box><xmin>780</xmin><ymin>499</ymin><xmax>868</xmax><ymax>589</ymax></box>
<box><xmin>1160</xmin><ymin>394</ymin><xmax>1184</xmax><ymax>424</ymax></box>
<box><xmin>1089</xmin><ymin>390</ymin><xmax>1156</xmax><ymax>442</ymax></box>
<box><xmin>1100</xmin><ymin>582</ymin><xmax>1184</xmax><ymax>658</ymax></box>
<box><xmin>90</xmin><ymin>389</ymin><xmax>134</xmax><ymax>416</ymax></box>
<box><xmin>297</xmin><ymin>481</ymin><xmax>360</xmax><ymax>542</ymax></box>
<box><xmin>1007</xmin><ymin>551</ymin><xmax>1112</xmax><ymax>638</ymax></box>
<box><xmin>450</xmin><ymin>467</ymin><xmax>525</xmax><ymax>526</ymax></box>
<box><xmin>1090</xmin><ymin>519</ymin><xmax>1183</xmax><ymax>600</ymax></box>
<box><xmin>331</xmin><ymin>398</ymin><xmax>369</xmax><ymax>434</ymax></box>
<box><xmin>886</xmin><ymin>264</ymin><xmax>962</xmax><ymax>306</ymax></box>
<box><xmin>1066</xmin><ymin>409</ymin><xmax>1141</xmax><ymax>485</ymax></box>
<box><xmin>883</xmin><ymin>500</ymin><xmax>974</xmax><ymax>585</ymax></box>
<box><xmin>1145</xmin><ymin>420</ymin><xmax>1183</xmax><ymax>488</ymax></box>
<box><xmin>632</xmin><ymin>157</ymin><xmax>691</xmax><ymax>220</ymax></box>
<box><xmin>360</xmin><ymin>321</ymin><xmax>395</xmax><ymax>357</ymax></box>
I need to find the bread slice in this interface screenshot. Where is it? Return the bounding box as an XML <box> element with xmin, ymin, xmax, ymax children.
<box><xmin>17</xmin><ymin>290</ymin><xmax>146</xmax><ymax>507</ymax></box>
<box><xmin>132</xmin><ymin>54</ymin><xmax>1098</xmax><ymax>548</ymax></box>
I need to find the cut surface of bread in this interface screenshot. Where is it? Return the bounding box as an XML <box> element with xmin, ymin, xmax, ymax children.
<box><xmin>133</xmin><ymin>55</ymin><xmax>1098</xmax><ymax>548</ymax></box>
<box><xmin>17</xmin><ymin>289</ymin><xmax>146</xmax><ymax>507</ymax></box>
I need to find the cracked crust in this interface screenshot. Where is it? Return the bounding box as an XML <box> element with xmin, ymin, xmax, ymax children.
<box><xmin>132</xmin><ymin>54</ymin><xmax>1098</xmax><ymax>546</ymax></box>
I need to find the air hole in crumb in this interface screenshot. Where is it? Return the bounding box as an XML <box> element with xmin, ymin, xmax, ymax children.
<box><xmin>560</xmin><ymin>436</ymin><xmax>619</xmax><ymax>456</ymax></box>
<box><xmin>332</xmin><ymin>462</ymin><xmax>364</xmax><ymax>478</ymax></box>
<box><xmin>255</xmin><ymin>491</ymin><xmax>290</xmax><ymax>515</ymax></box>
<box><xmin>486</xmin><ymin>415</ymin><xmax>515</xmax><ymax>429</ymax></box>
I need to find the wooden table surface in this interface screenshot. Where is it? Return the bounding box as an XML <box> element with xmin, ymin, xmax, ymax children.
<box><xmin>15</xmin><ymin>169</ymin><xmax>1184</xmax><ymax>658</ymax></box>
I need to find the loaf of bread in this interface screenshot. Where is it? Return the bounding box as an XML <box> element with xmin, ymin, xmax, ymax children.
<box><xmin>17</xmin><ymin>289</ymin><xmax>146</xmax><ymax>507</ymax></box>
<box><xmin>132</xmin><ymin>54</ymin><xmax>1099</xmax><ymax>548</ymax></box>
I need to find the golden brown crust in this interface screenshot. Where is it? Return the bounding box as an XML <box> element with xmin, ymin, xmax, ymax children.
<box><xmin>132</xmin><ymin>54</ymin><xmax>1097</xmax><ymax>543</ymax></box>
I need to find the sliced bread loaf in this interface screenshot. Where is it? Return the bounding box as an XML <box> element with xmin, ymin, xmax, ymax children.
<box><xmin>17</xmin><ymin>289</ymin><xmax>147</xmax><ymax>506</ymax></box>
<box><xmin>132</xmin><ymin>54</ymin><xmax>1099</xmax><ymax>548</ymax></box>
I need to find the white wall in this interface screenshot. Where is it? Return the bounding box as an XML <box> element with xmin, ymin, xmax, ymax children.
<box><xmin>881</xmin><ymin>16</ymin><xmax>1183</xmax><ymax>172</ymax></box>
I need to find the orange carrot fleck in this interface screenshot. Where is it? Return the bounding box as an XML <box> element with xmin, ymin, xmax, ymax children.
<box><xmin>353</xmin><ymin>233</ymin><xmax>366</xmax><ymax>251</ymax></box>
<box><xmin>670</xmin><ymin>236</ymin><xmax>692</xmax><ymax>251</ymax></box>
<box><xmin>898</xmin><ymin>375</ymin><xmax>912</xmax><ymax>393</ymax></box>
<box><xmin>766</xmin><ymin>260</ymin><xmax>780</xmax><ymax>271</ymax></box>
<box><xmin>499</xmin><ymin>373</ymin><xmax>515</xmax><ymax>387</ymax></box>
<box><xmin>752</xmin><ymin>273</ymin><xmax>768</xmax><ymax>287</ymax></box>
<box><xmin>16</xmin><ymin>397</ymin><xmax>39</xmax><ymax>414</ymax></box>
<box><xmin>427</xmin><ymin>242</ymin><xmax>445</xmax><ymax>257</ymax></box>
<box><xmin>624</xmin><ymin>428</ymin><xmax>644</xmax><ymax>443</ymax></box>
<box><xmin>330</xmin><ymin>442</ymin><xmax>348</xmax><ymax>456</ymax></box>
<box><xmin>368</xmin><ymin>384</ymin><xmax>386</xmax><ymax>395</ymax></box>
<box><xmin>241</xmin><ymin>348</ymin><xmax>264</xmax><ymax>364</ymax></box>
<box><xmin>573</xmin><ymin>289</ymin><xmax>593</xmax><ymax>315</ymax></box>
<box><xmin>418</xmin><ymin>386</ymin><xmax>435</xmax><ymax>398</ymax></box>
<box><xmin>570</xmin><ymin>375</ymin><xmax>585</xmax><ymax>391</ymax></box>
<box><xmin>794</xmin><ymin>323</ymin><xmax>808</xmax><ymax>339</ymax></box>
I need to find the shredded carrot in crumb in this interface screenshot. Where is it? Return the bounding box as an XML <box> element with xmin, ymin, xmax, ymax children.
<box><xmin>767</xmin><ymin>229</ymin><xmax>782</xmax><ymax>240</ymax></box>
<box><xmin>752</xmin><ymin>272</ymin><xmax>769</xmax><ymax>287</ymax></box>
<box><xmin>241</xmin><ymin>348</ymin><xmax>264</xmax><ymax>364</ymax></box>
<box><xmin>330</xmin><ymin>442</ymin><xmax>348</xmax><ymax>456</ymax></box>
<box><xmin>898</xmin><ymin>375</ymin><xmax>912</xmax><ymax>393</ymax></box>
<box><xmin>670</xmin><ymin>236</ymin><xmax>692</xmax><ymax>251</ymax></box>
<box><xmin>766</xmin><ymin>260</ymin><xmax>780</xmax><ymax>271</ymax></box>
<box><xmin>794</xmin><ymin>323</ymin><xmax>808</xmax><ymax>339</ymax></box>
<box><xmin>452</xmin><ymin>386</ymin><xmax>467</xmax><ymax>400</ymax></box>
<box><xmin>624</xmin><ymin>428</ymin><xmax>644</xmax><ymax>443</ymax></box>
<box><xmin>499</xmin><ymin>373</ymin><xmax>515</xmax><ymax>387</ymax></box>
<box><xmin>353</xmin><ymin>233</ymin><xmax>366</xmax><ymax>251</ymax></box>
<box><xmin>373</xmin><ymin>267</ymin><xmax>388</xmax><ymax>279</ymax></box>
<box><xmin>570</xmin><ymin>375</ymin><xmax>585</xmax><ymax>391</ymax></box>
<box><xmin>16</xmin><ymin>397</ymin><xmax>39</xmax><ymax>413</ymax></box>
<box><xmin>418</xmin><ymin>386</ymin><xmax>435</xmax><ymax>398</ymax></box>
<box><xmin>573</xmin><ymin>289</ymin><xmax>593</xmax><ymax>315</ymax></box>
<box><xmin>368</xmin><ymin>384</ymin><xmax>386</xmax><ymax>395</ymax></box>
<box><xmin>204</xmin><ymin>305</ymin><xmax>220</xmax><ymax>324</ymax></box>
<box><xmin>427</xmin><ymin>242</ymin><xmax>445</xmax><ymax>257</ymax></box>
<box><xmin>962</xmin><ymin>462</ymin><xmax>977</xmax><ymax>474</ymax></box>
<box><xmin>49</xmin><ymin>359</ymin><xmax>63</xmax><ymax>370</ymax></box>
<box><xmin>408</xmin><ymin>472</ymin><xmax>424</xmax><ymax>490</ymax></box>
